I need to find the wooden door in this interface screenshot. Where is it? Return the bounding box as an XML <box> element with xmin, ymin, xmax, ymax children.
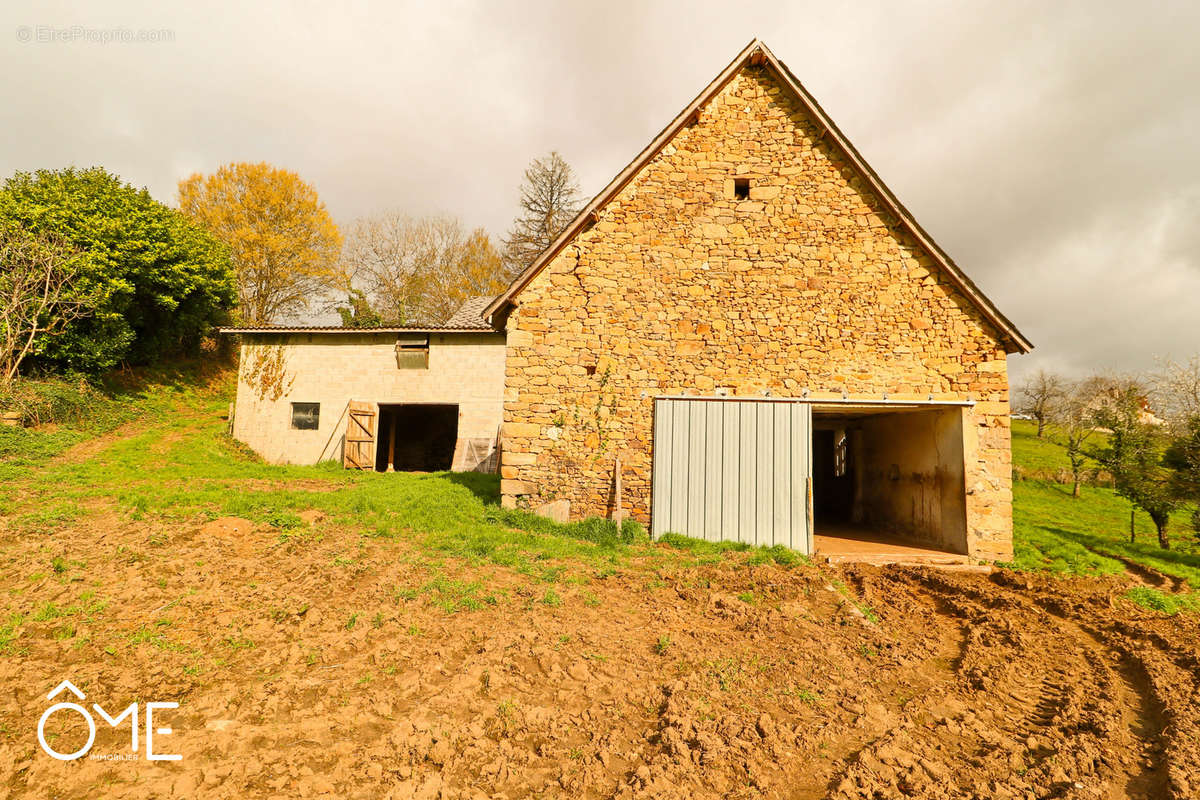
<box><xmin>343</xmin><ymin>401</ymin><xmax>376</xmax><ymax>470</ymax></box>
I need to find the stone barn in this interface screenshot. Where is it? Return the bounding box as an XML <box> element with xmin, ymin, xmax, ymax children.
<box><xmin>485</xmin><ymin>39</ymin><xmax>1030</xmax><ymax>562</ymax></box>
<box><xmin>225</xmin><ymin>39</ymin><xmax>1030</xmax><ymax>562</ymax></box>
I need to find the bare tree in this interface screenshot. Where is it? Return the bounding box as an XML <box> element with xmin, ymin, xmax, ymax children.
<box><xmin>341</xmin><ymin>214</ymin><xmax>506</xmax><ymax>325</ymax></box>
<box><xmin>1059</xmin><ymin>377</ymin><xmax>1104</xmax><ymax>498</ymax></box>
<box><xmin>1157</xmin><ymin>356</ymin><xmax>1200</xmax><ymax>425</ymax></box>
<box><xmin>502</xmin><ymin>151</ymin><xmax>583</xmax><ymax>277</ymax></box>
<box><xmin>1018</xmin><ymin>369</ymin><xmax>1066</xmax><ymax>438</ymax></box>
<box><xmin>0</xmin><ymin>224</ymin><xmax>89</xmax><ymax>383</ymax></box>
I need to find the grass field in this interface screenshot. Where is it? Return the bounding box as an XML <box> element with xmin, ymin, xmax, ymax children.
<box><xmin>0</xmin><ymin>364</ymin><xmax>806</xmax><ymax>586</ymax></box>
<box><xmin>1</xmin><ymin>371</ymin><xmax>1197</xmax><ymax>612</ymax></box>
<box><xmin>1009</xmin><ymin>419</ymin><xmax>1200</xmax><ymax>609</ymax></box>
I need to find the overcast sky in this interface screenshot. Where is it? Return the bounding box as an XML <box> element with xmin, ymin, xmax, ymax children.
<box><xmin>3</xmin><ymin>0</ymin><xmax>1198</xmax><ymax>382</ymax></box>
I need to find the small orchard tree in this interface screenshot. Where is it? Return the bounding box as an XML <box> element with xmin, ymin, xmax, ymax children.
<box><xmin>1018</xmin><ymin>369</ymin><xmax>1066</xmax><ymax>438</ymax></box>
<box><xmin>1164</xmin><ymin>414</ymin><xmax>1200</xmax><ymax>541</ymax></box>
<box><xmin>0</xmin><ymin>223</ymin><xmax>89</xmax><ymax>382</ymax></box>
<box><xmin>1094</xmin><ymin>378</ymin><xmax>1178</xmax><ymax>549</ymax></box>
<box><xmin>1059</xmin><ymin>378</ymin><xmax>1101</xmax><ymax>498</ymax></box>
<box><xmin>1158</xmin><ymin>359</ymin><xmax>1200</xmax><ymax>542</ymax></box>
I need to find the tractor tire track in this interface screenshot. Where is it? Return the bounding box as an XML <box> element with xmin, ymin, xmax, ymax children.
<box><xmin>826</xmin><ymin>568</ymin><xmax>1173</xmax><ymax>799</ymax></box>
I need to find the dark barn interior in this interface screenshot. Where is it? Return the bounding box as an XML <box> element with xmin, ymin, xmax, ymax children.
<box><xmin>812</xmin><ymin>406</ymin><xmax>968</xmax><ymax>556</ymax></box>
<box><xmin>375</xmin><ymin>404</ymin><xmax>459</xmax><ymax>472</ymax></box>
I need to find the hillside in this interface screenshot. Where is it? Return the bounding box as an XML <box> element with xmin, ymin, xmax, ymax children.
<box><xmin>1010</xmin><ymin>419</ymin><xmax>1200</xmax><ymax>604</ymax></box>
<box><xmin>0</xmin><ymin>372</ymin><xmax>1196</xmax><ymax>799</ymax></box>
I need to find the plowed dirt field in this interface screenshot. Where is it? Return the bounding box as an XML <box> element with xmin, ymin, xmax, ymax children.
<box><xmin>1</xmin><ymin>510</ymin><xmax>1196</xmax><ymax>800</ymax></box>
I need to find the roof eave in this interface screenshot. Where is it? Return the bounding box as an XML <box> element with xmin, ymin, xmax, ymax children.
<box><xmin>218</xmin><ymin>326</ymin><xmax>499</xmax><ymax>335</ymax></box>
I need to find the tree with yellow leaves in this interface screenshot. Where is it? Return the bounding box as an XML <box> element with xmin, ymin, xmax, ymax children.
<box><xmin>178</xmin><ymin>163</ymin><xmax>343</xmax><ymax>324</ymax></box>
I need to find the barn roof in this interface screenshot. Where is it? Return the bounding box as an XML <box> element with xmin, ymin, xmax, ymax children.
<box><xmin>485</xmin><ymin>39</ymin><xmax>1032</xmax><ymax>354</ymax></box>
<box><xmin>443</xmin><ymin>296</ymin><xmax>495</xmax><ymax>329</ymax></box>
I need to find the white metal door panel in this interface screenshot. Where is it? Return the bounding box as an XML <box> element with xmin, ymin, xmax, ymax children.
<box><xmin>651</xmin><ymin>398</ymin><xmax>812</xmax><ymax>553</ymax></box>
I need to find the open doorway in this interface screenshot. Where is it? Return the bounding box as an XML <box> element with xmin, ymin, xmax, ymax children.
<box><xmin>375</xmin><ymin>404</ymin><xmax>459</xmax><ymax>472</ymax></box>
<box><xmin>812</xmin><ymin>406</ymin><xmax>968</xmax><ymax>557</ymax></box>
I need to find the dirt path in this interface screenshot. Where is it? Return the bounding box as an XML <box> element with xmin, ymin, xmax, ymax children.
<box><xmin>1105</xmin><ymin>552</ymin><xmax>1188</xmax><ymax>593</ymax></box>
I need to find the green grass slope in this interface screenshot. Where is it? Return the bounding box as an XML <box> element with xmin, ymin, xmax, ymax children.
<box><xmin>3</xmin><ymin>369</ymin><xmax>1197</xmax><ymax>609</ymax></box>
<box><xmin>1009</xmin><ymin>421</ymin><xmax>1200</xmax><ymax>604</ymax></box>
<box><xmin>0</xmin><ymin>366</ymin><xmax>800</xmax><ymax>585</ymax></box>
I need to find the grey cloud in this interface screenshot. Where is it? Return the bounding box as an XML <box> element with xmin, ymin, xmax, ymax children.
<box><xmin>2</xmin><ymin>0</ymin><xmax>1197</xmax><ymax>382</ymax></box>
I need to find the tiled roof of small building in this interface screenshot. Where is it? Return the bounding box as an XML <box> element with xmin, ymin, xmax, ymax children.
<box><xmin>220</xmin><ymin>296</ymin><xmax>500</xmax><ymax>335</ymax></box>
<box><xmin>443</xmin><ymin>296</ymin><xmax>495</xmax><ymax>329</ymax></box>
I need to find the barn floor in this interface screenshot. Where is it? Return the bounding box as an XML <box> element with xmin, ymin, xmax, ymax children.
<box><xmin>814</xmin><ymin>522</ymin><xmax>971</xmax><ymax>565</ymax></box>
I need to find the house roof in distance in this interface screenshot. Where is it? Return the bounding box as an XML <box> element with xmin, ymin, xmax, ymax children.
<box><xmin>484</xmin><ymin>38</ymin><xmax>1032</xmax><ymax>354</ymax></box>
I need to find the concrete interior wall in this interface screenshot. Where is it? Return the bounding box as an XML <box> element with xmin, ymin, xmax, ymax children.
<box><xmin>816</xmin><ymin>407</ymin><xmax>968</xmax><ymax>553</ymax></box>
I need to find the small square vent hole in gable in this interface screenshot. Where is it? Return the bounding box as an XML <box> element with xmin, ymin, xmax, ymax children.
<box><xmin>734</xmin><ymin>178</ymin><xmax>751</xmax><ymax>200</ymax></box>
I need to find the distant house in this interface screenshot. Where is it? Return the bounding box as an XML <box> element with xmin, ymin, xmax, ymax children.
<box><xmin>1086</xmin><ymin>386</ymin><xmax>1167</xmax><ymax>429</ymax></box>
<box><xmin>223</xmin><ymin>40</ymin><xmax>1031</xmax><ymax>562</ymax></box>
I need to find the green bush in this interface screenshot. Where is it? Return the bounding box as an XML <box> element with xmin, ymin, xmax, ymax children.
<box><xmin>0</xmin><ymin>167</ymin><xmax>236</xmax><ymax>373</ymax></box>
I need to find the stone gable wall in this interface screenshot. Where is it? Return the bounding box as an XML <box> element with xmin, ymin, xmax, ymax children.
<box><xmin>499</xmin><ymin>66</ymin><xmax>1015</xmax><ymax>560</ymax></box>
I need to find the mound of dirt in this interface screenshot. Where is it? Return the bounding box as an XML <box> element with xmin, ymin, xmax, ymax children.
<box><xmin>199</xmin><ymin>517</ymin><xmax>255</xmax><ymax>538</ymax></box>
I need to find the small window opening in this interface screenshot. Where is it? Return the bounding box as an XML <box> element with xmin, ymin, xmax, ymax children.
<box><xmin>733</xmin><ymin>178</ymin><xmax>751</xmax><ymax>200</ymax></box>
<box><xmin>395</xmin><ymin>334</ymin><xmax>430</xmax><ymax>369</ymax></box>
<box><xmin>584</xmin><ymin>364</ymin><xmax>597</xmax><ymax>376</ymax></box>
<box><xmin>291</xmin><ymin>402</ymin><xmax>320</xmax><ymax>430</ymax></box>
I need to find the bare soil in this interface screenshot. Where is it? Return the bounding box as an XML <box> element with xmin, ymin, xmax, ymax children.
<box><xmin>0</xmin><ymin>512</ymin><xmax>1196</xmax><ymax>799</ymax></box>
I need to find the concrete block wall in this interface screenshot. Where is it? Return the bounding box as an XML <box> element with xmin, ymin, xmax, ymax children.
<box><xmin>232</xmin><ymin>332</ymin><xmax>506</xmax><ymax>467</ymax></box>
<box><xmin>855</xmin><ymin>408</ymin><xmax>968</xmax><ymax>554</ymax></box>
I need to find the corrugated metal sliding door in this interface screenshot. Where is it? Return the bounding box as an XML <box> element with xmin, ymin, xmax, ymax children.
<box><xmin>651</xmin><ymin>399</ymin><xmax>812</xmax><ymax>553</ymax></box>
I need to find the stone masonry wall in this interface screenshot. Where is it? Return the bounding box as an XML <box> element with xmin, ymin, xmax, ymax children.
<box><xmin>499</xmin><ymin>66</ymin><xmax>1016</xmax><ymax>560</ymax></box>
<box><xmin>233</xmin><ymin>332</ymin><xmax>506</xmax><ymax>467</ymax></box>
